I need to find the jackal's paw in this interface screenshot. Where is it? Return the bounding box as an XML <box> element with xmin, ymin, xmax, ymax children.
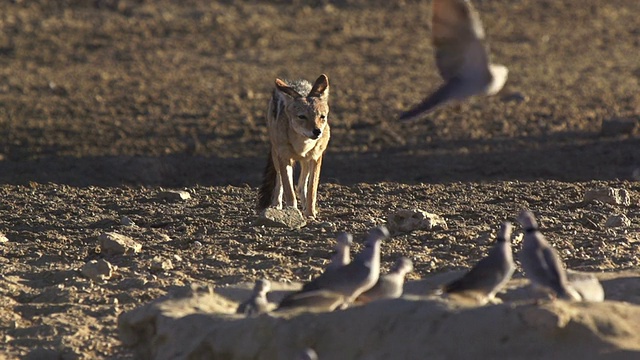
<box><xmin>303</xmin><ymin>209</ymin><xmax>317</xmax><ymax>219</ymax></box>
<box><xmin>487</xmin><ymin>297</ymin><xmax>503</xmax><ymax>305</ymax></box>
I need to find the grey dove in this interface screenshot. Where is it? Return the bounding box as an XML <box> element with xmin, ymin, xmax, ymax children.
<box><xmin>325</xmin><ymin>232</ymin><xmax>353</xmax><ymax>272</ymax></box>
<box><xmin>399</xmin><ymin>0</ymin><xmax>508</xmax><ymax>121</ymax></box>
<box><xmin>443</xmin><ymin>222</ymin><xmax>515</xmax><ymax>304</ymax></box>
<box><xmin>357</xmin><ymin>257</ymin><xmax>413</xmax><ymax>303</ymax></box>
<box><xmin>279</xmin><ymin>226</ymin><xmax>389</xmax><ymax>310</ymax></box>
<box><xmin>276</xmin><ymin>289</ymin><xmax>346</xmax><ymax>312</ymax></box>
<box><xmin>277</xmin><ymin>232</ymin><xmax>352</xmax><ymax>311</ymax></box>
<box><xmin>566</xmin><ymin>269</ymin><xmax>605</xmax><ymax>302</ymax></box>
<box><xmin>236</xmin><ymin>279</ymin><xmax>271</xmax><ymax>316</ymax></box>
<box><xmin>518</xmin><ymin>210</ymin><xmax>581</xmax><ymax>301</ymax></box>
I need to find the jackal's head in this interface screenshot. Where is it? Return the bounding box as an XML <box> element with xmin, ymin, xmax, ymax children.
<box><xmin>274</xmin><ymin>74</ymin><xmax>329</xmax><ymax>140</ymax></box>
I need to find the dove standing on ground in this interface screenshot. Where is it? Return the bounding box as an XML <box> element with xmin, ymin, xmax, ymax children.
<box><xmin>518</xmin><ymin>210</ymin><xmax>581</xmax><ymax>301</ymax></box>
<box><xmin>399</xmin><ymin>0</ymin><xmax>508</xmax><ymax>121</ymax></box>
<box><xmin>325</xmin><ymin>232</ymin><xmax>353</xmax><ymax>272</ymax></box>
<box><xmin>276</xmin><ymin>288</ymin><xmax>347</xmax><ymax>312</ymax></box>
<box><xmin>566</xmin><ymin>269</ymin><xmax>605</xmax><ymax>302</ymax></box>
<box><xmin>357</xmin><ymin>257</ymin><xmax>413</xmax><ymax>303</ymax></box>
<box><xmin>236</xmin><ymin>279</ymin><xmax>271</xmax><ymax>316</ymax></box>
<box><xmin>279</xmin><ymin>226</ymin><xmax>389</xmax><ymax>310</ymax></box>
<box><xmin>443</xmin><ymin>222</ymin><xmax>515</xmax><ymax>304</ymax></box>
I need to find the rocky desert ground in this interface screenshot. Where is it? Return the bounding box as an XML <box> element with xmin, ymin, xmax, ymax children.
<box><xmin>0</xmin><ymin>0</ymin><xmax>639</xmax><ymax>359</ymax></box>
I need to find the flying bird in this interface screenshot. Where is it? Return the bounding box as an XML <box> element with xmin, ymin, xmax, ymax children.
<box><xmin>297</xmin><ymin>348</ymin><xmax>319</xmax><ymax>360</ymax></box>
<box><xmin>399</xmin><ymin>0</ymin><xmax>508</xmax><ymax>121</ymax></box>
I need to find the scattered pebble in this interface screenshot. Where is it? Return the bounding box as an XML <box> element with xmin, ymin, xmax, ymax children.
<box><xmin>254</xmin><ymin>207</ymin><xmax>307</xmax><ymax>229</ymax></box>
<box><xmin>193</xmin><ymin>240</ymin><xmax>203</xmax><ymax>247</ymax></box>
<box><xmin>0</xmin><ymin>232</ymin><xmax>8</xmax><ymax>243</ymax></box>
<box><xmin>81</xmin><ymin>259</ymin><xmax>115</xmax><ymax>282</ymax></box>
<box><xmin>152</xmin><ymin>231</ymin><xmax>172</xmax><ymax>242</ymax></box>
<box><xmin>579</xmin><ymin>214</ymin><xmax>604</xmax><ymax>230</ymax></box>
<box><xmin>605</xmin><ymin>214</ymin><xmax>631</xmax><ymax>228</ymax></box>
<box><xmin>501</xmin><ymin>91</ymin><xmax>528</xmax><ymax>103</ymax></box>
<box><xmin>583</xmin><ymin>188</ymin><xmax>631</xmax><ymax>206</ymax></box>
<box><xmin>120</xmin><ymin>216</ymin><xmax>136</xmax><ymax>226</ymax></box>
<box><xmin>150</xmin><ymin>256</ymin><xmax>174</xmax><ymax>272</ymax></box>
<box><xmin>318</xmin><ymin>222</ymin><xmax>335</xmax><ymax>231</ymax></box>
<box><xmin>158</xmin><ymin>190</ymin><xmax>191</xmax><ymax>201</ymax></box>
<box><xmin>99</xmin><ymin>232</ymin><xmax>142</xmax><ymax>255</ymax></box>
<box><xmin>118</xmin><ymin>278</ymin><xmax>148</xmax><ymax>290</ymax></box>
<box><xmin>387</xmin><ymin>209</ymin><xmax>448</xmax><ymax>233</ymax></box>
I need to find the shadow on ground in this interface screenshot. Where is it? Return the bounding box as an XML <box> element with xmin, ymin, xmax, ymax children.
<box><xmin>1</xmin><ymin>133</ymin><xmax>637</xmax><ymax>187</ymax></box>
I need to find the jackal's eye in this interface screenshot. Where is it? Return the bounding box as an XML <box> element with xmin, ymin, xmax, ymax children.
<box><xmin>297</xmin><ymin>115</ymin><xmax>307</xmax><ymax>120</ymax></box>
<box><xmin>320</xmin><ymin>114</ymin><xmax>327</xmax><ymax>121</ymax></box>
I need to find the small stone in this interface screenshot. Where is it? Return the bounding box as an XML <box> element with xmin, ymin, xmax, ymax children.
<box><xmin>81</xmin><ymin>259</ymin><xmax>115</xmax><ymax>282</ymax></box>
<box><xmin>99</xmin><ymin>232</ymin><xmax>142</xmax><ymax>255</ymax></box>
<box><xmin>0</xmin><ymin>232</ymin><xmax>8</xmax><ymax>243</ymax></box>
<box><xmin>584</xmin><ymin>188</ymin><xmax>631</xmax><ymax>206</ymax></box>
<box><xmin>150</xmin><ymin>256</ymin><xmax>174</xmax><ymax>272</ymax></box>
<box><xmin>318</xmin><ymin>222</ymin><xmax>335</xmax><ymax>232</ymax></box>
<box><xmin>158</xmin><ymin>190</ymin><xmax>191</xmax><ymax>201</ymax></box>
<box><xmin>121</xmin><ymin>216</ymin><xmax>136</xmax><ymax>226</ymax></box>
<box><xmin>600</xmin><ymin>118</ymin><xmax>637</xmax><ymax>137</ymax></box>
<box><xmin>152</xmin><ymin>231</ymin><xmax>172</xmax><ymax>242</ymax></box>
<box><xmin>605</xmin><ymin>214</ymin><xmax>631</xmax><ymax>228</ymax></box>
<box><xmin>118</xmin><ymin>277</ymin><xmax>148</xmax><ymax>290</ymax></box>
<box><xmin>501</xmin><ymin>91</ymin><xmax>528</xmax><ymax>103</ymax></box>
<box><xmin>48</xmin><ymin>81</ymin><xmax>68</xmax><ymax>96</ymax></box>
<box><xmin>579</xmin><ymin>214</ymin><xmax>605</xmax><ymax>230</ymax></box>
<box><xmin>387</xmin><ymin>209</ymin><xmax>448</xmax><ymax>233</ymax></box>
<box><xmin>254</xmin><ymin>207</ymin><xmax>307</xmax><ymax>229</ymax></box>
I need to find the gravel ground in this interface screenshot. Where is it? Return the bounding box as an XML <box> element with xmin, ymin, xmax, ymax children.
<box><xmin>0</xmin><ymin>0</ymin><xmax>639</xmax><ymax>358</ymax></box>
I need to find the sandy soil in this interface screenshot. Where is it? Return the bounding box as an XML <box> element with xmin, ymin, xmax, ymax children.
<box><xmin>0</xmin><ymin>0</ymin><xmax>639</xmax><ymax>358</ymax></box>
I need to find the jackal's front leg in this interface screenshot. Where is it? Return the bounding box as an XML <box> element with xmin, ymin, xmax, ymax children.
<box><xmin>305</xmin><ymin>156</ymin><xmax>323</xmax><ymax>218</ymax></box>
<box><xmin>276</xmin><ymin>156</ymin><xmax>297</xmax><ymax>209</ymax></box>
<box><xmin>297</xmin><ymin>161</ymin><xmax>310</xmax><ymax>213</ymax></box>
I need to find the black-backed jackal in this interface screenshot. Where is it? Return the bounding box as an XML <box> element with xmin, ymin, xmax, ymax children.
<box><xmin>257</xmin><ymin>74</ymin><xmax>330</xmax><ymax>218</ymax></box>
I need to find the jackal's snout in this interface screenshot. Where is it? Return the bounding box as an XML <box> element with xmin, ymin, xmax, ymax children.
<box><xmin>311</xmin><ymin>128</ymin><xmax>322</xmax><ymax>139</ymax></box>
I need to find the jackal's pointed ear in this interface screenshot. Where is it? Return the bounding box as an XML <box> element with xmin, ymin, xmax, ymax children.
<box><xmin>308</xmin><ymin>74</ymin><xmax>329</xmax><ymax>98</ymax></box>
<box><xmin>275</xmin><ymin>78</ymin><xmax>302</xmax><ymax>99</ymax></box>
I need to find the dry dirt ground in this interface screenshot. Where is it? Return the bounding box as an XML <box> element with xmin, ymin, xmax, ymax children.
<box><xmin>0</xmin><ymin>0</ymin><xmax>639</xmax><ymax>358</ymax></box>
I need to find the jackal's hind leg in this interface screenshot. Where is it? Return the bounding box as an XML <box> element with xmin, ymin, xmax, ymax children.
<box><xmin>271</xmin><ymin>155</ymin><xmax>284</xmax><ymax>209</ymax></box>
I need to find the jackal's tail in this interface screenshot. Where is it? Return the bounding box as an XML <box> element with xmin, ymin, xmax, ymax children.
<box><xmin>257</xmin><ymin>149</ymin><xmax>276</xmax><ymax>211</ymax></box>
